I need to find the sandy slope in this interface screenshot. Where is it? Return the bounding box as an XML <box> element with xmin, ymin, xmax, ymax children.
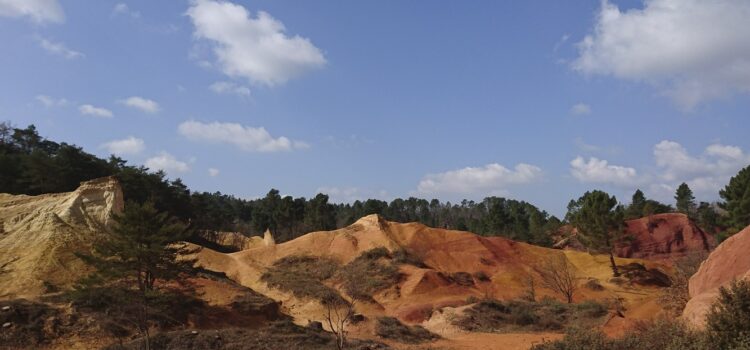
<box><xmin>0</xmin><ymin>177</ymin><xmax>123</xmax><ymax>298</ymax></box>
<box><xmin>192</xmin><ymin>214</ymin><xmax>668</xmax><ymax>348</ymax></box>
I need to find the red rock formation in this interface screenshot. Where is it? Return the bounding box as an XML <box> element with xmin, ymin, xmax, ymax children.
<box><xmin>615</xmin><ymin>213</ymin><xmax>714</xmax><ymax>260</ymax></box>
<box><xmin>683</xmin><ymin>225</ymin><xmax>750</xmax><ymax>328</ymax></box>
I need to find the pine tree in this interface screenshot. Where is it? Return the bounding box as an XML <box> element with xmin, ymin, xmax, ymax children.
<box><xmin>80</xmin><ymin>201</ymin><xmax>193</xmax><ymax>293</ymax></box>
<box><xmin>566</xmin><ymin>190</ymin><xmax>624</xmax><ymax>277</ymax></box>
<box><xmin>719</xmin><ymin>165</ymin><xmax>750</xmax><ymax>234</ymax></box>
<box><xmin>675</xmin><ymin>182</ymin><xmax>696</xmax><ymax>216</ymax></box>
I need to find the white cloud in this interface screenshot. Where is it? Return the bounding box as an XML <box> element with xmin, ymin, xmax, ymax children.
<box><xmin>37</xmin><ymin>37</ymin><xmax>83</xmax><ymax>59</ymax></box>
<box><xmin>178</xmin><ymin>120</ymin><xmax>306</xmax><ymax>153</ymax></box>
<box><xmin>145</xmin><ymin>152</ymin><xmax>190</xmax><ymax>174</ymax></box>
<box><xmin>112</xmin><ymin>3</ymin><xmax>140</xmax><ymax>18</ymax></box>
<box><xmin>121</xmin><ymin>96</ymin><xmax>160</xmax><ymax>114</ymax></box>
<box><xmin>186</xmin><ymin>0</ymin><xmax>326</xmax><ymax>86</ymax></box>
<box><xmin>573</xmin><ymin>0</ymin><xmax>750</xmax><ymax>110</ymax></box>
<box><xmin>101</xmin><ymin>136</ymin><xmax>145</xmax><ymax>156</ymax></box>
<box><xmin>653</xmin><ymin>140</ymin><xmax>750</xmax><ymax>194</ymax></box>
<box><xmin>416</xmin><ymin>163</ymin><xmax>542</xmax><ymax>195</ymax></box>
<box><xmin>569</xmin><ymin>140</ymin><xmax>750</xmax><ymax>200</ymax></box>
<box><xmin>209</xmin><ymin>81</ymin><xmax>251</xmax><ymax>97</ymax></box>
<box><xmin>570</xmin><ymin>103</ymin><xmax>591</xmax><ymax>115</ymax></box>
<box><xmin>78</xmin><ymin>104</ymin><xmax>113</xmax><ymax>118</ymax></box>
<box><xmin>0</xmin><ymin>0</ymin><xmax>64</xmax><ymax>23</ymax></box>
<box><xmin>35</xmin><ymin>94</ymin><xmax>67</xmax><ymax>107</ymax></box>
<box><xmin>316</xmin><ymin>186</ymin><xmax>389</xmax><ymax>203</ymax></box>
<box><xmin>208</xmin><ymin>168</ymin><xmax>220</xmax><ymax>177</ymax></box>
<box><xmin>570</xmin><ymin>156</ymin><xmax>639</xmax><ymax>187</ymax></box>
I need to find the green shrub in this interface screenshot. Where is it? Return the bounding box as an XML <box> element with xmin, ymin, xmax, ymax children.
<box><xmin>706</xmin><ymin>279</ymin><xmax>750</xmax><ymax>349</ymax></box>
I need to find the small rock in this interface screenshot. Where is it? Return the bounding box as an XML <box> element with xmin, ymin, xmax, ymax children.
<box><xmin>307</xmin><ymin>320</ymin><xmax>323</xmax><ymax>332</ymax></box>
<box><xmin>2</xmin><ymin>322</ymin><xmax>11</xmax><ymax>328</ymax></box>
<box><xmin>1</xmin><ymin>306</ymin><xmax>10</xmax><ymax>311</ymax></box>
<box><xmin>190</xmin><ymin>330</ymin><xmax>198</xmax><ymax>335</ymax></box>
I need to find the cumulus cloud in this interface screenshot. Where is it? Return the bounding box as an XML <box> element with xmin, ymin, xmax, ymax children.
<box><xmin>652</xmin><ymin>140</ymin><xmax>750</xmax><ymax>193</ymax></box>
<box><xmin>35</xmin><ymin>94</ymin><xmax>67</xmax><ymax>107</ymax></box>
<box><xmin>573</xmin><ymin>0</ymin><xmax>750</xmax><ymax>110</ymax></box>
<box><xmin>416</xmin><ymin>163</ymin><xmax>542</xmax><ymax>195</ymax></box>
<box><xmin>121</xmin><ymin>96</ymin><xmax>160</xmax><ymax>114</ymax></box>
<box><xmin>37</xmin><ymin>37</ymin><xmax>83</xmax><ymax>59</ymax></box>
<box><xmin>78</xmin><ymin>104</ymin><xmax>113</xmax><ymax>118</ymax></box>
<box><xmin>145</xmin><ymin>152</ymin><xmax>190</xmax><ymax>174</ymax></box>
<box><xmin>0</xmin><ymin>0</ymin><xmax>64</xmax><ymax>23</ymax></box>
<box><xmin>177</xmin><ymin>120</ymin><xmax>307</xmax><ymax>153</ymax></box>
<box><xmin>209</xmin><ymin>81</ymin><xmax>251</xmax><ymax>97</ymax></box>
<box><xmin>186</xmin><ymin>0</ymin><xmax>326</xmax><ymax>86</ymax></box>
<box><xmin>569</xmin><ymin>140</ymin><xmax>750</xmax><ymax>200</ymax></box>
<box><xmin>101</xmin><ymin>136</ymin><xmax>145</xmax><ymax>156</ymax></box>
<box><xmin>570</xmin><ymin>103</ymin><xmax>591</xmax><ymax>115</ymax></box>
<box><xmin>570</xmin><ymin>156</ymin><xmax>639</xmax><ymax>187</ymax></box>
<box><xmin>208</xmin><ymin>168</ymin><xmax>220</xmax><ymax>177</ymax></box>
<box><xmin>316</xmin><ymin>186</ymin><xmax>389</xmax><ymax>203</ymax></box>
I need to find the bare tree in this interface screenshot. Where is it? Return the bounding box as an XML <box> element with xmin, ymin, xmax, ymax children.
<box><xmin>537</xmin><ymin>255</ymin><xmax>578</xmax><ymax>303</ymax></box>
<box><xmin>323</xmin><ymin>294</ymin><xmax>357</xmax><ymax>350</ymax></box>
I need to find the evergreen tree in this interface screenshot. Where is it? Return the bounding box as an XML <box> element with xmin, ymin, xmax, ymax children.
<box><xmin>719</xmin><ymin>165</ymin><xmax>750</xmax><ymax>234</ymax></box>
<box><xmin>79</xmin><ymin>201</ymin><xmax>193</xmax><ymax>293</ymax></box>
<box><xmin>566</xmin><ymin>190</ymin><xmax>624</xmax><ymax>276</ymax></box>
<box><xmin>627</xmin><ymin>189</ymin><xmax>646</xmax><ymax>219</ymax></box>
<box><xmin>675</xmin><ymin>182</ymin><xmax>696</xmax><ymax>216</ymax></box>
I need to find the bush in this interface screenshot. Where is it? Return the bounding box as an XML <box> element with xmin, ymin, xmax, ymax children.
<box><xmin>260</xmin><ymin>255</ymin><xmax>343</xmax><ymax>302</ymax></box>
<box><xmin>336</xmin><ymin>249</ymin><xmax>400</xmax><ymax>300</ymax></box>
<box><xmin>532</xmin><ymin>319</ymin><xmax>707</xmax><ymax>350</ymax></box>
<box><xmin>454</xmin><ymin>299</ymin><xmax>609</xmax><ymax>333</ymax></box>
<box><xmin>659</xmin><ymin>252</ymin><xmax>707</xmax><ymax>316</ymax></box>
<box><xmin>706</xmin><ymin>279</ymin><xmax>750</xmax><ymax>349</ymax></box>
<box><xmin>374</xmin><ymin>317</ymin><xmax>439</xmax><ymax>344</ymax></box>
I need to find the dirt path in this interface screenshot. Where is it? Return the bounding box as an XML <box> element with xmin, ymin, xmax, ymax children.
<box><xmin>390</xmin><ymin>332</ymin><xmax>562</xmax><ymax>350</ymax></box>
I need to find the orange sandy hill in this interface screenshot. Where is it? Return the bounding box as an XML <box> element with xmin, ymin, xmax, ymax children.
<box><xmin>556</xmin><ymin>213</ymin><xmax>714</xmax><ymax>261</ymax></box>
<box><xmin>683</xmin><ymin>224</ymin><xmax>750</xmax><ymax>328</ymax></box>
<box><xmin>191</xmin><ymin>214</ymin><xmax>669</xmax><ymax>336</ymax></box>
<box><xmin>616</xmin><ymin>213</ymin><xmax>715</xmax><ymax>260</ymax></box>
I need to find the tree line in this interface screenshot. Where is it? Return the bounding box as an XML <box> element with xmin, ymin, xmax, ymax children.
<box><xmin>2</xmin><ymin>122</ymin><xmax>749</xmax><ymax>246</ymax></box>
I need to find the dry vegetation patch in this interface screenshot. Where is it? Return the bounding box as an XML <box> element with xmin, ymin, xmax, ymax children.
<box><xmin>109</xmin><ymin>320</ymin><xmax>390</xmax><ymax>350</ymax></box>
<box><xmin>454</xmin><ymin>298</ymin><xmax>609</xmax><ymax>333</ymax></box>
<box><xmin>260</xmin><ymin>255</ymin><xmax>342</xmax><ymax>302</ymax></box>
<box><xmin>336</xmin><ymin>248</ymin><xmax>402</xmax><ymax>300</ymax></box>
<box><xmin>374</xmin><ymin>317</ymin><xmax>440</xmax><ymax>344</ymax></box>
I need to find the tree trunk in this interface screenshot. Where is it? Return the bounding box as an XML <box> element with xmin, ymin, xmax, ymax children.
<box><xmin>609</xmin><ymin>251</ymin><xmax>620</xmax><ymax>277</ymax></box>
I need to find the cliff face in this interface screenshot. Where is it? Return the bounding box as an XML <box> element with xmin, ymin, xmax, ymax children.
<box><xmin>615</xmin><ymin>213</ymin><xmax>714</xmax><ymax>260</ymax></box>
<box><xmin>0</xmin><ymin>177</ymin><xmax>123</xmax><ymax>298</ymax></box>
<box><xmin>683</xmin><ymin>225</ymin><xmax>750</xmax><ymax>328</ymax></box>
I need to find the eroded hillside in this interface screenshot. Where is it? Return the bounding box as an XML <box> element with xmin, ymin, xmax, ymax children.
<box><xmin>0</xmin><ymin>177</ymin><xmax>123</xmax><ymax>298</ymax></box>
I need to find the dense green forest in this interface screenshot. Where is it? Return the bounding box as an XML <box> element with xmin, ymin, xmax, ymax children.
<box><xmin>1</xmin><ymin>123</ymin><xmax>746</xmax><ymax>245</ymax></box>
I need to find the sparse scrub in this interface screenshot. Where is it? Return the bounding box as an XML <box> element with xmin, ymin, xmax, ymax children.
<box><xmin>336</xmin><ymin>248</ymin><xmax>400</xmax><ymax>300</ymax></box>
<box><xmin>531</xmin><ymin>319</ymin><xmax>708</xmax><ymax>350</ymax></box>
<box><xmin>261</xmin><ymin>255</ymin><xmax>343</xmax><ymax>302</ymax></box>
<box><xmin>659</xmin><ymin>252</ymin><xmax>707</xmax><ymax>316</ymax></box>
<box><xmin>454</xmin><ymin>298</ymin><xmax>609</xmax><ymax>333</ymax></box>
<box><xmin>375</xmin><ymin>317</ymin><xmax>439</xmax><ymax>344</ymax></box>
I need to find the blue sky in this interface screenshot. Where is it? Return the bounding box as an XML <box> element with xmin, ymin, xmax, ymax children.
<box><xmin>1</xmin><ymin>0</ymin><xmax>749</xmax><ymax>217</ymax></box>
